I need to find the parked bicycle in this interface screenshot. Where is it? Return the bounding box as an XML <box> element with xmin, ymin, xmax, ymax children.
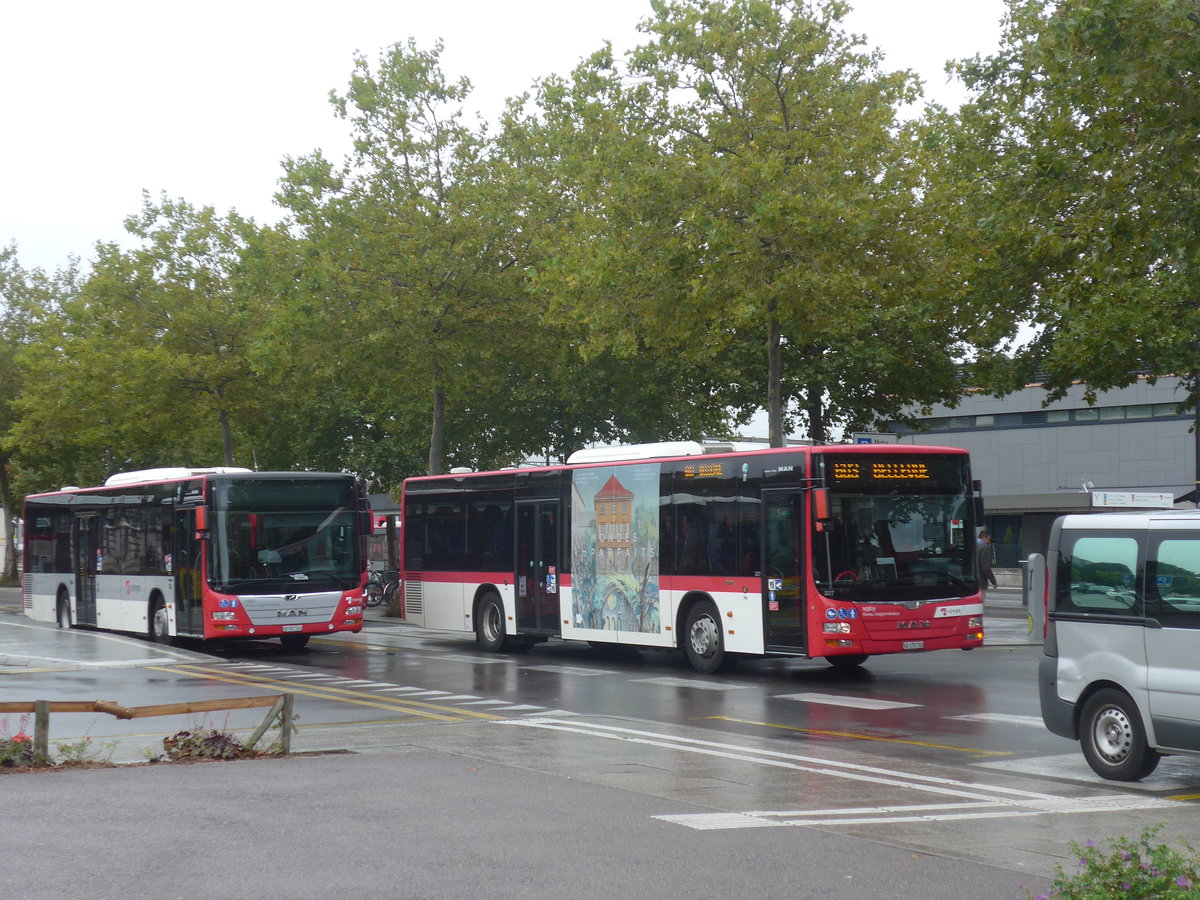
<box><xmin>364</xmin><ymin>569</ymin><xmax>400</xmax><ymax>609</ymax></box>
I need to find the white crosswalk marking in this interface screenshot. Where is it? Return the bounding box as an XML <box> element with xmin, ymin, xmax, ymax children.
<box><xmin>776</xmin><ymin>692</ymin><xmax>920</xmax><ymax>710</ymax></box>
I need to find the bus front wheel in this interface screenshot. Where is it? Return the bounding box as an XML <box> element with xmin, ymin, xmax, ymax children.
<box><xmin>1080</xmin><ymin>688</ymin><xmax>1160</xmax><ymax>781</ymax></box>
<box><xmin>827</xmin><ymin>654</ymin><xmax>869</xmax><ymax>671</ymax></box>
<box><xmin>684</xmin><ymin>601</ymin><xmax>736</xmax><ymax>674</ymax></box>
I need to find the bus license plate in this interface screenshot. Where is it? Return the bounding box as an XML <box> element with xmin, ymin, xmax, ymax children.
<box><xmin>282</xmin><ymin>625</ymin><xmax>303</xmax><ymax>633</ymax></box>
<box><xmin>902</xmin><ymin>640</ymin><xmax>924</xmax><ymax>651</ymax></box>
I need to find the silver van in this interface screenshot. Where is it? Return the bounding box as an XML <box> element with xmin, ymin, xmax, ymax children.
<box><xmin>1038</xmin><ymin>510</ymin><xmax>1200</xmax><ymax>780</ymax></box>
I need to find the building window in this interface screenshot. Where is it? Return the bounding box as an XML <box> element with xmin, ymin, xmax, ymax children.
<box><xmin>1075</xmin><ymin>408</ymin><xmax>1099</xmax><ymax>421</ymax></box>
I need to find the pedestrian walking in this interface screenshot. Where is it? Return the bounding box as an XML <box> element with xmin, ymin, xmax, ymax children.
<box><xmin>977</xmin><ymin>530</ymin><xmax>998</xmax><ymax>599</ymax></box>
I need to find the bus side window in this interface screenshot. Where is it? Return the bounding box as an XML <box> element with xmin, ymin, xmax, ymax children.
<box><xmin>1060</xmin><ymin>535</ymin><xmax>1141</xmax><ymax>615</ymax></box>
<box><xmin>1149</xmin><ymin>538</ymin><xmax>1200</xmax><ymax>629</ymax></box>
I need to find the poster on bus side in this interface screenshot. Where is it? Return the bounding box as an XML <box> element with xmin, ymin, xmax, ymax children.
<box><xmin>570</xmin><ymin>463</ymin><xmax>661</xmax><ymax>634</ymax></box>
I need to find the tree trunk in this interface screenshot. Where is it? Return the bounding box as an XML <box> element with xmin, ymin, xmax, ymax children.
<box><xmin>428</xmin><ymin>361</ymin><xmax>445</xmax><ymax>476</ymax></box>
<box><xmin>805</xmin><ymin>384</ymin><xmax>826</xmax><ymax>444</ymax></box>
<box><xmin>0</xmin><ymin>452</ymin><xmax>15</xmax><ymax>582</ymax></box>
<box><xmin>767</xmin><ymin>304</ymin><xmax>784</xmax><ymax>448</ymax></box>
<box><xmin>219</xmin><ymin>409</ymin><xmax>234</xmax><ymax>466</ymax></box>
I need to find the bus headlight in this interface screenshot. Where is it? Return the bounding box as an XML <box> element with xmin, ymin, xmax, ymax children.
<box><xmin>212</xmin><ymin>611</ymin><xmax>236</xmax><ymax>621</ymax></box>
<box><xmin>345</xmin><ymin>605</ymin><xmax>363</xmax><ymax>616</ymax></box>
<box><xmin>823</xmin><ymin>622</ymin><xmax>852</xmax><ymax>634</ymax></box>
<box><xmin>968</xmin><ymin>616</ymin><xmax>983</xmax><ymax>628</ymax></box>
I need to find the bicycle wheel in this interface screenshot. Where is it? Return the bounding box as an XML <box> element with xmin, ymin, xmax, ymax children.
<box><xmin>364</xmin><ymin>581</ymin><xmax>384</xmax><ymax>608</ymax></box>
<box><xmin>383</xmin><ymin>579</ymin><xmax>400</xmax><ymax>612</ymax></box>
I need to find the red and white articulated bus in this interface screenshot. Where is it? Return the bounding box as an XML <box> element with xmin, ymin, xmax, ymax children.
<box><xmin>400</xmin><ymin>442</ymin><xmax>985</xmax><ymax>673</ymax></box>
<box><xmin>22</xmin><ymin>468</ymin><xmax>371</xmax><ymax>649</ymax></box>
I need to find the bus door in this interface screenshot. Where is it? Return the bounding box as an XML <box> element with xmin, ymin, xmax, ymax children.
<box><xmin>516</xmin><ymin>500</ymin><xmax>560</xmax><ymax>633</ymax></box>
<box><xmin>763</xmin><ymin>491</ymin><xmax>805</xmax><ymax>652</ymax></box>
<box><xmin>174</xmin><ymin>508</ymin><xmax>204</xmax><ymax>636</ymax></box>
<box><xmin>74</xmin><ymin>514</ymin><xmax>100</xmax><ymax>627</ymax></box>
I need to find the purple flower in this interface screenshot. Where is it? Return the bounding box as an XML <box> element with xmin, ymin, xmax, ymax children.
<box><xmin>1177</xmin><ymin>876</ymin><xmax>1193</xmax><ymax>889</ymax></box>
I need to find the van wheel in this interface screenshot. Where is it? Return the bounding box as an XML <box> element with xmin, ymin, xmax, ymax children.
<box><xmin>1080</xmin><ymin>688</ymin><xmax>1160</xmax><ymax>781</ymax></box>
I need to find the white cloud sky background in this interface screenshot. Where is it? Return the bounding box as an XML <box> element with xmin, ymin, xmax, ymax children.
<box><xmin>2</xmin><ymin>0</ymin><xmax>1008</xmax><ymax>274</ymax></box>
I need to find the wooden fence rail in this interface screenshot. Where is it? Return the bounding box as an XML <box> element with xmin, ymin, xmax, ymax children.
<box><xmin>0</xmin><ymin>695</ymin><xmax>294</xmax><ymax>760</ymax></box>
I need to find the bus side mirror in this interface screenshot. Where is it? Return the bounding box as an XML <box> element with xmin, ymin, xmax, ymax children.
<box><xmin>194</xmin><ymin>506</ymin><xmax>208</xmax><ymax>538</ymax></box>
<box><xmin>813</xmin><ymin>488</ymin><xmax>831</xmax><ymax>523</ymax></box>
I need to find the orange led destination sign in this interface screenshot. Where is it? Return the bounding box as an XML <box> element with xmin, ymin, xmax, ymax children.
<box><xmin>831</xmin><ymin>461</ymin><xmax>931</xmax><ymax>481</ymax></box>
<box><xmin>682</xmin><ymin>462</ymin><xmax>725</xmax><ymax>479</ymax></box>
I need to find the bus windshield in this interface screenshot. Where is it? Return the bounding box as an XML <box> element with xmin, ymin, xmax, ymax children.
<box><xmin>813</xmin><ymin>454</ymin><xmax>976</xmax><ymax>603</ymax></box>
<box><xmin>209</xmin><ymin>478</ymin><xmax>360</xmax><ymax>591</ymax></box>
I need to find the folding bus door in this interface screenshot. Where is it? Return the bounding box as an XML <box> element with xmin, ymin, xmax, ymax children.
<box><xmin>516</xmin><ymin>500</ymin><xmax>561</xmax><ymax>634</ymax></box>
<box><xmin>174</xmin><ymin>508</ymin><xmax>204</xmax><ymax>636</ymax></box>
<box><xmin>763</xmin><ymin>490</ymin><xmax>805</xmax><ymax>651</ymax></box>
<box><xmin>74</xmin><ymin>514</ymin><xmax>99</xmax><ymax>627</ymax></box>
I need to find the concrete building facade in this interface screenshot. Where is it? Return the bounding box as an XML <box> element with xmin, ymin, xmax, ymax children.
<box><xmin>888</xmin><ymin>375</ymin><xmax>1195</xmax><ymax>566</ymax></box>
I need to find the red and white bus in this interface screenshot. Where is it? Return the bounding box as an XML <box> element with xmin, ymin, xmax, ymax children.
<box><xmin>400</xmin><ymin>442</ymin><xmax>985</xmax><ymax>673</ymax></box>
<box><xmin>22</xmin><ymin>468</ymin><xmax>371</xmax><ymax>649</ymax></box>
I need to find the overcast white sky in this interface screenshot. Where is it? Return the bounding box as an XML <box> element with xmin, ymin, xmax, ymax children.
<box><xmin>2</xmin><ymin>0</ymin><xmax>1008</xmax><ymax>274</ymax></box>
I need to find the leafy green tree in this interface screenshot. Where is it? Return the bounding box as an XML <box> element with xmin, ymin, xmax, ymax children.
<box><xmin>273</xmin><ymin>40</ymin><xmax>538</xmax><ymax>477</ymax></box>
<box><xmin>0</xmin><ymin>247</ymin><xmax>79</xmax><ymax>578</ymax></box>
<box><xmin>11</xmin><ymin>195</ymin><xmax>272</xmax><ymax>490</ymax></box>
<box><xmin>938</xmin><ymin>0</ymin><xmax>1200</xmax><ymax>404</ymax></box>
<box><xmin>525</xmin><ymin>0</ymin><xmax>969</xmax><ymax>444</ymax></box>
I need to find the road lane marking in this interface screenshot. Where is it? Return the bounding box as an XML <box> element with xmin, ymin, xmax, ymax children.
<box><xmin>706</xmin><ymin>715</ymin><xmax>1012</xmax><ymax>757</ymax></box>
<box><xmin>501</xmin><ymin>718</ymin><xmax>1176</xmax><ymax>830</ymax></box>
<box><xmin>948</xmin><ymin>713</ymin><xmax>1045</xmax><ymax>727</ymax></box>
<box><xmin>507</xmin><ymin>718</ymin><xmax>1047</xmax><ymax>800</ymax></box>
<box><xmin>150</xmin><ymin>665</ymin><xmax>503</xmax><ymax>722</ymax></box>
<box><xmin>520</xmin><ymin>665</ymin><xmax>618</xmax><ymax>676</ymax></box>
<box><xmin>776</xmin><ymin>692</ymin><xmax>920</xmax><ymax>710</ymax></box>
<box><xmin>184</xmin><ymin>662</ymin><xmax>559</xmax><ymax>717</ymax></box>
<box><xmin>632</xmin><ymin>677</ymin><xmax>752</xmax><ymax>691</ymax></box>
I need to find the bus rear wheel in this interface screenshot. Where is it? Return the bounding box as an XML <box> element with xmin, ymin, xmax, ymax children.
<box><xmin>684</xmin><ymin>601</ymin><xmax>736</xmax><ymax>674</ymax></box>
<box><xmin>1080</xmin><ymin>688</ymin><xmax>1160</xmax><ymax>781</ymax></box>
<box><xmin>476</xmin><ymin>593</ymin><xmax>510</xmax><ymax>653</ymax></box>
<box><xmin>149</xmin><ymin>597</ymin><xmax>172</xmax><ymax>645</ymax></box>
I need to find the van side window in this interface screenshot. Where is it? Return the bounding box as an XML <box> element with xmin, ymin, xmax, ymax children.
<box><xmin>1148</xmin><ymin>538</ymin><xmax>1200</xmax><ymax>629</ymax></box>
<box><xmin>1060</xmin><ymin>535</ymin><xmax>1141</xmax><ymax>615</ymax></box>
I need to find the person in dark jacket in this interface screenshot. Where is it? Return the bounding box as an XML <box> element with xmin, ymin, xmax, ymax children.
<box><xmin>977</xmin><ymin>530</ymin><xmax>998</xmax><ymax>599</ymax></box>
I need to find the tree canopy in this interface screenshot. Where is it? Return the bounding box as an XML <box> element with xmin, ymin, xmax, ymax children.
<box><xmin>936</xmin><ymin>0</ymin><xmax>1200</xmax><ymax>403</ymax></box>
<box><xmin>4</xmin><ymin>0</ymin><xmax>1196</xmax><ymax>502</ymax></box>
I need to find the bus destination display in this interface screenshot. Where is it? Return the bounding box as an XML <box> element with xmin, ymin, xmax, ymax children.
<box><xmin>831</xmin><ymin>460</ymin><xmax>931</xmax><ymax>481</ymax></box>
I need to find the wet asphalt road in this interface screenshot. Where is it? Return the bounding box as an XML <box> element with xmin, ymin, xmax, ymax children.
<box><xmin>3</xmin><ymin>586</ymin><xmax>1199</xmax><ymax>897</ymax></box>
